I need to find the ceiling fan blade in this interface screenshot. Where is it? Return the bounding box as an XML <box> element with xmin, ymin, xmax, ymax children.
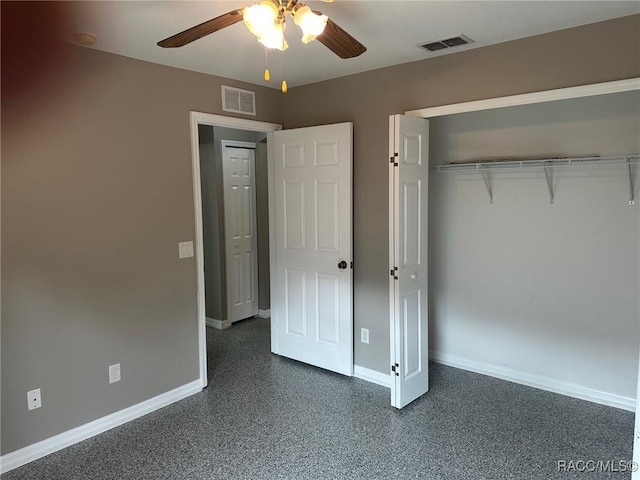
<box><xmin>315</xmin><ymin>16</ymin><xmax>366</xmax><ymax>59</ymax></box>
<box><xmin>158</xmin><ymin>9</ymin><xmax>244</xmax><ymax>48</ymax></box>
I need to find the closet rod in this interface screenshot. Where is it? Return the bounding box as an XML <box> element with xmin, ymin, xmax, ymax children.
<box><xmin>434</xmin><ymin>154</ymin><xmax>640</xmax><ymax>172</ymax></box>
<box><xmin>434</xmin><ymin>154</ymin><xmax>639</xmax><ymax>205</ymax></box>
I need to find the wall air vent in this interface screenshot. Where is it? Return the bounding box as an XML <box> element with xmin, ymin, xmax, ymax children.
<box><xmin>222</xmin><ymin>85</ymin><xmax>256</xmax><ymax>116</ymax></box>
<box><xmin>419</xmin><ymin>34</ymin><xmax>474</xmax><ymax>53</ymax></box>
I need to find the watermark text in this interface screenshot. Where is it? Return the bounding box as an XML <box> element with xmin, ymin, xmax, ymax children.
<box><xmin>557</xmin><ymin>460</ymin><xmax>638</xmax><ymax>473</ymax></box>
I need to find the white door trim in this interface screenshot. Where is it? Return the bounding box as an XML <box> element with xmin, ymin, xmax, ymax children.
<box><xmin>190</xmin><ymin>112</ymin><xmax>281</xmax><ymax>388</ymax></box>
<box><xmin>221</xmin><ymin>140</ymin><xmax>256</xmax><ymax>149</ymax></box>
<box><xmin>406</xmin><ymin>77</ymin><xmax>640</xmax><ymax>119</ymax></box>
<box><xmin>267</xmin><ymin>132</ymin><xmax>278</xmax><ymax>352</ymax></box>
<box><xmin>634</xmin><ymin>352</ymin><xmax>640</xmax><ymax>479</ymax></box>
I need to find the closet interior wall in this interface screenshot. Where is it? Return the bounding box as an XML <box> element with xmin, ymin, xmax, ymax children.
<box><xmin>428</xmin><ymin>90</ymin><xmax>640</xmax><ymax>403</ymax></box>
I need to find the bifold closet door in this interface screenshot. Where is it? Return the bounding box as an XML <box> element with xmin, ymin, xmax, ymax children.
<box><xmin>389</xmin><ymin>114</ymin><xmax>430</xmax><ymax>408</ymax></box>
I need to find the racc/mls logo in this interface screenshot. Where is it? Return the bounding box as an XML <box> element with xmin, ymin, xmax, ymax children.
<box><xmin>557</xmin><ymin>460</ymin><xmax>638</xmax><ymax>473</ymax></box>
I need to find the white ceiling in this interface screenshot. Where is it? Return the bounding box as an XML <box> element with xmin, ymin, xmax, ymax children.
<box><xmin>73</xmin><ymin>1</ymin><xmax>640</xmax><ymax>89</ymax></box>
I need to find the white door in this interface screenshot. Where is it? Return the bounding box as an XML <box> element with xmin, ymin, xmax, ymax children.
<box><xmin>633</xmin><ymin>352</ymin><xmax>640</xmax><ymax>479</ymax></box>
<box><xmin>389</xmin><ymin>114</ymin><xmax>430</xmax><ymax>408</ymax></box>
<box><xmin>270</xmin><ymin>123</ymin><xmax>353</xmax><ymax>375</ymax></box>
<box><xmin>222</xmin><ymin>141</ymin><xmax>259</xmax><ymax>322</ymax></box>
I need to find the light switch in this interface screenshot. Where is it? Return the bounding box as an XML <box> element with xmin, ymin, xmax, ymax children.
<box><xmin>178</xmin><ymin>241</ymin><xmax>194</xmax><ymax>259</ymax></box>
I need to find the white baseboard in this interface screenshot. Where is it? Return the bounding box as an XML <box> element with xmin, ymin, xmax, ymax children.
<box><xmin>430</xmin><ymin>351</ymin><xmax>635</xmax><ymax>412</ymax></box>
<box><xmin>354</xmin><ymin>365</ymin><xmax>392</xmax><ymax>389</ymax></box>
<box><xmin>206</xmin><ymin>317</ymin><xmax>231</xmax><ymax>330</ymax></box>
<box><xmin>258</xmin><ymin>309</ymin><xmax>271</xmax><ymax>319</ymax></box>
<box><xmin>0</xmin><ymin>380</ymin><xmax>202</xmax><ymax>474</ymax></box>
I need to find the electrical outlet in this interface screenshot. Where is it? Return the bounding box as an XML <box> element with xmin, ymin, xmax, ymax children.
<box><xmin>361</xmin><ymin>328</ymin><xmax>369</xmax><ymax>344</ymax></box>
<box><xmin>109</xmin><ymin>363</ymin><xmax>121</xmax><ymax>384</ymax></box>
<box><xmin>27</xmin><ymin>388</ymin><xmax>42</xmax><ymax>410</ymax></box>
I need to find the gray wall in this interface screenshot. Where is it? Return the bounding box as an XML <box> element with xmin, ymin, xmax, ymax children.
<box><xmin>282</xmin><ymin>14</ymin><xmax>640</xmax><ymax>374</ymax></box>
<box><xmin>199</xmin><ymin>125</ymin><xmax>224</xmax><ymax>320</ymax></box>
<box><xmin>1</xmin><ymin>2</ymin><xmax>281</xmax><ymax>453</ymax></box>
<box><xmin>428</xmin><ymin>91</ymin><xmax>640</xmax><ymax>398</ymax></box>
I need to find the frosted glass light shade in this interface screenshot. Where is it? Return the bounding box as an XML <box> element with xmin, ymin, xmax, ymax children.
<box><xmin>259</xmin><ymin>22</ymin><xmax>288</xmax><ymax>51</ymax></box>
<box><xmin>243</xmin><ymin>2</ymin><xmax>278</xmax><ymax>38</ymax></box>
<box><xmin>293</xmin><ymin>5</ymin><xmax>327</xmax><ymax>44</ymax></box>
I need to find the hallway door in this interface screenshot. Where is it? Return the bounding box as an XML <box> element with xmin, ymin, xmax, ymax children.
<box><xmin>222</xmin><ymin>141</ymin><xmax>259</xmax><ymax>322</ymax></box>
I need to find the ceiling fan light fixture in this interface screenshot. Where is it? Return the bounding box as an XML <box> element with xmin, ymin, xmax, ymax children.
<box><xmin>258</xmin><ymin>22</ymin><xmax>288</xmax><ymax>51</ymax></box>
<box><xmin>243</xmin><ymin>1</ymin><xmax>279</xmax><ymax>38</ymax></box>
<box><xmin>293</xmin><ymin>5</ymin><xmax>327</xmax><ymax>44</ymax></box>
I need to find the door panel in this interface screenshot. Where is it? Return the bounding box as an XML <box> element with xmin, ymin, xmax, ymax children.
<box><xmin>316</xmin><ymin>273</ymin><xmax>340</xmax><ymax>344</ymax></box>
<box><xmin>272</xmin><ymin>123</ymin><xmax>353</xmax><ymax>376</ymax></box>
<box><xmin>285</xmin><ymin>268</ymin><xmax>306</xmax><ymax>336</ymax></box>
<box><xmin>284</xmin><ymin>181</ymin><xmax>305</xmax><ymax>249</ymax></box>
<box><xmin>403</xmin><ymin>180</ymin><xmax>421</xmax><ymax>266</ymax></box>
<box><xmin>315</xmin><ymin>180</ymin><xmax>339</xmax><ymax>252</ymax></box>
<box><xmin>223</xmin><ymin>144</ymin><xmax>259</xmax><ymax>322</ymax></box>
<box><xmin>390</xmin><ymin>114</ymin><xmax>430</xmax><ymax>408</ymax></box>
<box><xmin>403</xmin><ymin>291</ymin><xmax>421</xmax><ymax>379</ymax></box>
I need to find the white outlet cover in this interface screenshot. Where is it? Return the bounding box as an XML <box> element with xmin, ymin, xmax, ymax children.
<box><xmin>178</xmin><ymin>241</ymin><xmax>194</xmax><ymax>259</ymax></box>
<box><xmin>109</xmin><ymin>363</ymin><xmax>121</xmax><ymax>384</ymax></box>
<box><xmin>361</xmin><ymin>328</ymin><xmax>369</xmax><ymax>344</ymax></box>
<box><xmin>27</xmin><ymin>388</ymin><xmax>42</xmax><ymax>410</ymax></box>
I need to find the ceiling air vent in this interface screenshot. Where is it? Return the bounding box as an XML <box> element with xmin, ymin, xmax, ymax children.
<box><xmin>222</xmin><ymin>85</ymin><xmax>256</xmax><ymax>116</ymax></box>
<box><xmin>419</xmin><ymin>34</ymin><xmax>474</xmax><ymax>53</ymax></box>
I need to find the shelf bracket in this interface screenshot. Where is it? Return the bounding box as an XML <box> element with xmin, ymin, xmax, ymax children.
<box><xmin>543</xmin><ymin>165</ymin><xmax>554</xmax><ymax>204</ymax></box>
<box><xmin>481</xmin><ymin>170</ymin><xmax>493</xmax><ymax>204</ymax></box>
<box><xmin>628</xmin><ymin>157</ymin><xmax>636</xmax><ymax>205</ymax></box>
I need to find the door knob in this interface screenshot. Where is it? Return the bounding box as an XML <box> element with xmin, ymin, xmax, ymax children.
<box><xmin>337</xmin><ymin>261</ymin><xmax>347</xmax><ymax>269</ymax></box>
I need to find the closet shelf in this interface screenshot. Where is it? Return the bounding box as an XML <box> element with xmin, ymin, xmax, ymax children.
<box><xmin>433</xmin><ymin>154</ymin><xmax>639</xmax><ymax>205</ymax></box>
<box><xmin>434</xmin><ymin>154</ymin><xmax>639</xmax><ymax>172</ymax></box>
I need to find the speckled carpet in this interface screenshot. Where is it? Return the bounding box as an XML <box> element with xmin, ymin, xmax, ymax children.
<box><xmin>3</xmin><ymin>317</ymin><xmax>633</xmax><ymax>479</ymax></box>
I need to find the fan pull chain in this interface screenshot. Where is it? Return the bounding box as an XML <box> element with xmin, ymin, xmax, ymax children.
<box><xmin>281</xmin><ymin>37</ymin><xmax>287</xmax><ymax>93</ymax></box>
<box><xmin>264</xmin><ymin>47</ymin><xmax>270</xmax><ymax>82</ymax></box>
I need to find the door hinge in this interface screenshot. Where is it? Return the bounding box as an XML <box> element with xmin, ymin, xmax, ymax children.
<box><xmin>390</xmin><ymin>153</ymin><xmax>398</xmax><ymax>166</ymax></box>
<box><xmin>390</xmin><ymin>266</ymin><xmax>398</xmax><ymax>280</ymax></box>
<box><xmin>391</xmin><ymin>363</ymin><xmax>400</xmax><ymax>376</ymax></box>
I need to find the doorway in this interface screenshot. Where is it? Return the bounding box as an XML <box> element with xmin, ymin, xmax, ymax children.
<box><xmin>191</xmin><ymin>113</ymin><xmax>355</xmax><ymax>388</ymax></box>
<box><xmin>189</xmin><ymin>113</ymin><xmax>281</xmax><ymax>388</ymax></box>
<box><xmin>198</xmin><ymin>127</ymin><xmax>266</xmax><ymax>328</ymax></box>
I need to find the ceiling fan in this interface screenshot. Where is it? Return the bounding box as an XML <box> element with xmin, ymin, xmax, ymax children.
<box><xmin>157</xmin><ymin>1</ymin><xmax>367</xmax><ymax>70</ymax></box>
